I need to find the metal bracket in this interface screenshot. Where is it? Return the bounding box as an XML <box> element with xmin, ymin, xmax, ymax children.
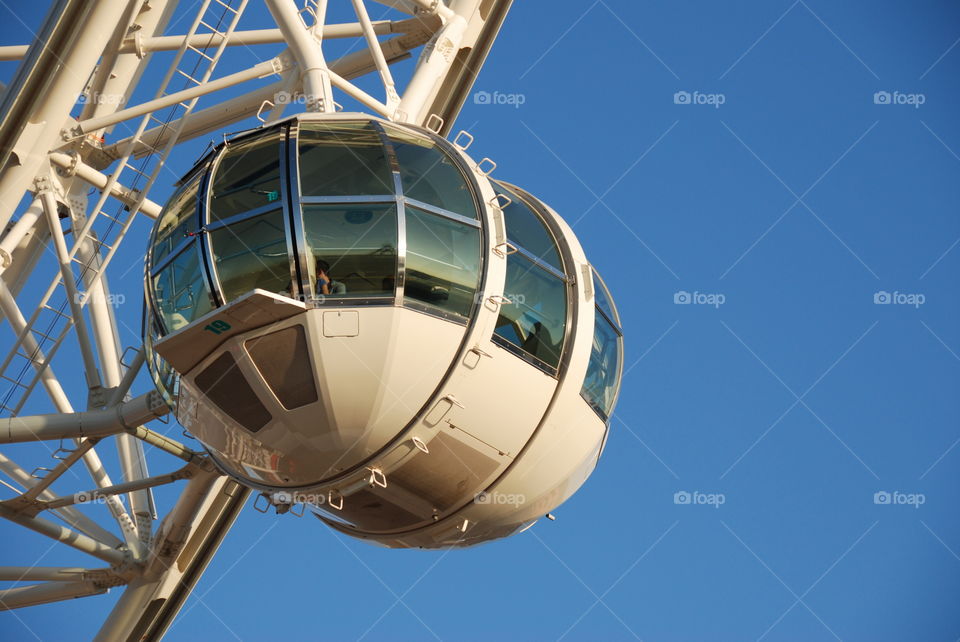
<box><xmin>487</xmin><ymin>294</ymin><xmax>513</xmax><ymax>306</ymax></box>
<box><xmin>256</xmin><ymin>100</ymin><xmax>276</xmax><ymax>123</ymax></box>
<box><xmin>367</xmin><ymin>467</ymin><xmax>387</xmax><ymax>488</ymax></box>
<box><xmin>453</xmin><ymin>130</ymin><xmax>474</xmax><ymax>151</ymax></box>
<box><xmin>327</xmin><ymin>489</ymin><xmax>344</xmax><ymax>510</ymax></box>
<box><xmin>489</xmin><ymin>192</ymin><xmax>511</xmax><ymax>211</ymax></box>
<box><xmin>425</xmin><ymin>113</ymin><xmax>444</xmax><ymax>134</ymax></box>
<box><xmin>411</xmin><ymin>436</ymin><xmax>429</xmax><ymax>454</ymax></box>
<box><xmin>492</xmin><ymin>241</ymin><xmax>517</xmax><ymax>258</ymax></box>
<box><xmin>476</xmin><ymin>157</ymin><xmax>496</xmax><ymax>176</ymax></box>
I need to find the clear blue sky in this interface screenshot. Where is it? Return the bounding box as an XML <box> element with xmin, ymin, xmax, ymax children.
<box><xmin>2</xmin><ymin>1</ymin><xmax>960</xmax><ymax>640</ymax></box>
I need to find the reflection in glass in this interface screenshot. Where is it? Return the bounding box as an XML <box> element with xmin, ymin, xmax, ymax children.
<box><xmin>493</xmin><ymin>259</ymin><xmax>566</xmax><ymax>369</ymax></box>
<box><xmin>404</xmin><ymin>207</ymin><xmax>481</xmax><ymax>317</ymax></box>
<box><xmin>145</xmin><ymin>312</ymin><xmax>178</xmax><ymax>402</ymax></box>
<box><xmin>210</xmin><ymin>130</ymin><xmax>283</xmax><ymax>222</ymax></box>
<box><xmin>153</xmin><ymin>176</ymin><xmax>200</xmax><ymax>265</ymax></box>
<box><xmin>386</xmin><ymin>128</ymin><xmax>477</xmax><ymax>218</ymax></box>
<box><xmin>209</xmin><ymin>210</ymin><xmax>290</xmax><ymax>303</ymax></box>
<box><xmin>299</xmin><ymin>123</ymin><xmax>394</xmax><ymax>197</ymax></box>
<box><xmin>581</xmin><ymin>313</ymin><xmax>622</xmax><ymax>420</ymax></box>
<box><xmin>593</xmin><ymin>270</ymin><xmax>621</xmax><ymax>328</ymax></box>
<box><xmin>495</xmin><ymin>183</ymin><xmax>562</xmax><ymax>270</ymax></box>
<box><xmin>152</xmin><ymin>243</ymin><xmax>212</xmax><ymax>332</ymax></box>
<box><xmin>302</xmin><ymin>204</ymin><xmax>397</xmax><ymax>298</ymax></box>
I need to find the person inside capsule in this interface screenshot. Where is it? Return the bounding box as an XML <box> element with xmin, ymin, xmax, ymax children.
<box><xmin>316</xmin><ymin>258</ymin><xmax>346</xmax><ymax>295</ymax></box>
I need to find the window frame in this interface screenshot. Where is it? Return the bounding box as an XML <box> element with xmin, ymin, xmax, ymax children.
<box><xmin>489</xmin><ymin>182</ymin><xmax>573</xmax><ymax>378</ymax></box>
<box><xmin>580</xmin><ymin>268</ymin><xmax>624</xmax><ymax>423</ymax></box>
<box><xmin>146</xmin><ymin>117</ymin><xmax>490</xmax><ymax>335</ymax></box>
<box><xmin>202</xmin><ymin>125</ymin><xmax>300</xmax><ymax>308</ymax></box>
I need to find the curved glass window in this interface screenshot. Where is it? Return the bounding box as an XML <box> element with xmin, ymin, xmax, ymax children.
<box><xmin>581</xmin><ymin>269</ymin><xmax>623</xmax><ymax>420</ymax></box>
<box><xmin>302</xmin><ymin>203</ymin><xmax>397</xmax><ymax>299</ymax></box>
<box><xmin>594</xmin><ymin>270</ymin><xmax>621</xmax><ymax>328</ymax></box>
<box><xmin>152</xmin><ymin>175</ymin><xmax>200</xmax><ymax>265</ymax></box>
<box><xmin>492</xmin><ymin>191</ymin><xmax>567</xmax><ymax>372</ymax></box>
<box><xmin>494</xmin><ymin>184</ymin><xmax>561</xmax><ymax>270</ymax></box>
<box><xmin>494</xmin><ymin>259</ymin><xmax>567</xmax><ymax>369</ymax></box>
<box><xmin>404</xmin><ymin>206</ymin><xmax>481</xmax><ymax>318</ymax></box>
<box><xmin>210</xmin><ymin>130</ymin><xmax>283</xmax><ymax>222</ymax></box>
<box><xmin>385</xmin><ymin>127</ymin><xmax>477</xmax><ymax>218</ymax></box>
<box><xmin>144</xmin><ymin>307</ymin><xmax>177</xmax><ymax>404</ymax></box>
<box><xmin>209</xmin><ymin>209</ymin><xmax>290</xmax><ymax>303</ymax></box>
<box><xmin>152</xmin><ymin>244</ymin><xmax>212</xmax><ymax>333</ymax></box>
<box><xmin>299</xmin><ymin>122</ymin><xmax>394</xmax><ymax>197</ymax></box>
<box><xmin>147</xmin><ymin>117</ymin><xmax>490</xmax><ymax>343</ymax></box>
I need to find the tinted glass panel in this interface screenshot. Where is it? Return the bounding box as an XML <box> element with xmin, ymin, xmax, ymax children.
<box><xmin>581</xmin><ymin>314</ymin><xmax>622</xmax><ymax>419</ymax></box>
<box><xmin>246</xmin><ymin>326</ymin><xmax>318</xmax><ymax>409</ymax></box>
<box><xmin>404</xmin><ymin>207</ymin><xmax>481</xmax><ymax>318</ymax></box>
<box><xmin>593</xmin><ymin>269</ymin><xmax>621</xmax><ymax>328</ymax></box>
<box><xmin>195</xmin><ymin>352</ymin><xmax>271</xmax><ymax>433</ymax></box>
<box><xmin>209</xmin><ymin>210</ymin><xmax>290</xmax><ymax>302</ymax></box>
<box><xmin>494</xmin><ymin>258</ymin><xmax>566</xmax><ymax>369</ymax></box>
<box><xmin>152</xmin><ymin>242</ymin><xmax>212</xmax><ymax>333</ymax></box>
<box><xmin>210</xmin><ymin>130</ymin><xmax>283</xmax><ymax>222</ymax></box>
<box><xmin>153</xmin><ymin>176</ymin><xmax>200</xmax><ymax>265</ymax></box>
<box><xmin>495</xmin><ymin>184</ymin><xmax>562</xmax><ymax>270</ymax></box>
<box><xmin>145</xmin><ymin>312</ymin><xmax>177</xmax><ymax>402</ymax></box>
<box><xmin>299</xmin><ymin>123</ymin><xmax>394</xmax><ymax>197</ymax></box>
<box><xmin>387</xmin><ymin>128</ymin><xmax>477</xmax><ymax>218</ymax></box>
<box><xmin>302</xmin><ymin>204</ymin><xmax>397</xmax><ymax>298</ymax></box>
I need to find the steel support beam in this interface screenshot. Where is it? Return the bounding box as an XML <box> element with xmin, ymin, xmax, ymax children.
<box><xmin>0</xmin><ymin>391</ymin><xmax>169</xmax><ymax>444</ymax></box>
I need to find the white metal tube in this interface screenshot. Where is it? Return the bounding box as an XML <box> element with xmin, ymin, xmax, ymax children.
<box><xmin>351</xmin><ymin>0</ymin><xmax>399</xmax><ymax>109</ymax></box>
<box><xmin>20</xmin><ymin>437</ymin><xmax>97</xmax><ymax>501</ymax></box>
<box><xmin>328</xmin><ymin>69</ymin><xmax>391</xmax><ymax>116</ymax></box>
<box><xmin>0</xmin><ymin>277</ymin><xmax>73</xmax><ymax>413</ymax></box>
<box><xmin>77</xmin><ymin>58</ymin><xmax>279</xmax><ymax>134</ymax></box>
<box><xmin>0</xmin><ymin>581</ymin><xmax>109</xmax><ymax>610</ymax></box>
<box><xmin>0</xmin><ymin>197</ymin><xmax>43</xmax><ymax>272</ymax></box>
<box><xmin>265</xmin><ymin>0</ymin><xmax>334</xmax><ymax>113</ymax></box>
<box><xmin>103</xmin><ymin>78</ymin><xmax>289</xmax><ymax>160</ymax></box>
<box><xmin>44</xmin><ymin>468</ymin><xmax>188</xmax><ymax>510</ymax></box>
<box><xmin>39</xmin><ymin>189</ymin><xmax>102</xmax><ymax>390</ymax></box>
<box><xmin>0</xmin><ymin>567</ymin><xmax>104</xmax><ymax>582</ymax></box>
<box><xmin>144</xmin><ymin>468</ymin><xmax>220</xmax><ymax>577</ymax></box>
<box><xmin>0</xmin><ymin>22</ymin><xmax>401</xmax><ymax>60</ymax></box>
<box><xmin>0</xmin><ymin>504</ymin><xmax>127</xmax><ymax>565</ymax></box>
<box><xmin>0</xmin><ymin>277</ymin><xmax>143</xmax><ymax>550</ymax></box>
<box><xmin>0</xmin><ymin>391</ymin><xmax>168</xmax><ymax>443</ymax></box>
<box><xmin>0</xmin><ymin>0</ymin><xmax>131</xmax><ymax>232</ymax></box>
<box><xmin>397</xmin><ymin>14</ymin><xmax>468</xmax><ymax>124</ymax></box>
<box><xmin>0</xmin><ymin>451</ymin><xmax>123</xmax><ymax>549</ymax></box>
<box><xmin>47</xmin><ymin>153</ymin><xmax>162</xmax><ymax>218</ymax></box>
<box><xmin>108</xmin><ymin>347</ymin><xmax>145</xmax><ymax>407</ymax></box>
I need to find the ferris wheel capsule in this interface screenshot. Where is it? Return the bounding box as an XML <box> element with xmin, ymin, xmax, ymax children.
<box><xmin>144</xmin><ymin>112</ymin><xmax>623</xmax><ymax>548</ymax></box>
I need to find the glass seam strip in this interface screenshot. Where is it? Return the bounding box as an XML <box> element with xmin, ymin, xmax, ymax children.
<box><xmin>402</xmin><ymin>197</ymin><xmax>481</xmax><ymax>228</ymax></box>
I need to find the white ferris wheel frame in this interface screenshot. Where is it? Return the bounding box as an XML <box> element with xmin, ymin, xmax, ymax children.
<box><xmin>0</xmin><ymin>1</ymin><xmax>512</xmax><ymax>638</ymax></box>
